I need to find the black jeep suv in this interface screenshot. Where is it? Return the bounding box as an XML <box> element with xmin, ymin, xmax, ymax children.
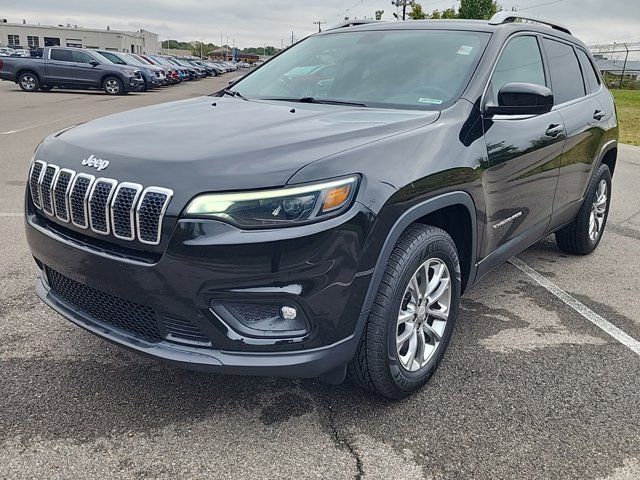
<box><xmin>25</xmin><ymin>13</ymin><xmax>618</xmax><ymax>398</ymax></box>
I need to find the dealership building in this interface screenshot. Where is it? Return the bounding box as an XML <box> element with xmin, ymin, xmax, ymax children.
<box><xmin>0</xmin><ymin>20</ymin><xmax>159</xmax><ymax>54</ymax></box>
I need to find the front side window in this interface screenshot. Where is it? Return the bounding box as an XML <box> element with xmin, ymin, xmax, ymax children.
<box><xmin>233</xmin><ymin>30</ymin><xmax>491</xmax><ymax>110</ymax></box>
<box><xmin>576</xmin><ymin>48</ymin><xmax>601</xmax><ymax>94</ymax></box>
<box><xmin>488</xmin><ymin>35</ymin><xmax>546</xmax><ymax>106</ymax></box>
<box><xmin>71</xmin><ymin>51</ymin><xmax>95</xmax><ymax>64</ymax></box>
<box><xmin>542</xmin><ymin>38</ymin><xmax>585</xmax><ymax>104</ymax></box>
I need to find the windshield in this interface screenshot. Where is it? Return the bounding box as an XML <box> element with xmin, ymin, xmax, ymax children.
<box><xmin>233</xmin><ymin>29</ymin><xmax>490</xmax><ymax>110</ymax></box>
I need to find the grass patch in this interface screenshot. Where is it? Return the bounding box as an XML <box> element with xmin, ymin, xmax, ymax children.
<box><xmin>612</xmin><ymin>89</ymin><xmax>640</xmax><ymax>146</ymax></box>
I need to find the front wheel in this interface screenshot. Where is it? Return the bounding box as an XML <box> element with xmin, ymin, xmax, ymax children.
<box><xmin>103</xmin><ymin>76</ymin><xmax>124</xmax><ymax>95</ymax></box>
<box><xmin>348</xmin><ymin>224</ymin><xmax>461</xmax><ymax>399</ymax></box>
<box><xmin>556</xmin><ymin>164</ymin><xmax>612</xmax><ymax>255</ymax></box>
<box><xmin>18</xmin><ymin>72</ymin><xmax>40</xmax><ymax>92</ymax></box>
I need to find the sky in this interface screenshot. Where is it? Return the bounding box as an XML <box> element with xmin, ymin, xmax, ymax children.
<box><xmin>1</xmin><ymin>0</ymin><xmax>639</xmax><ymax>49</ymax></box>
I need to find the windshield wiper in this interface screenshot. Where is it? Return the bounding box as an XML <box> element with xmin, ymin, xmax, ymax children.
<box><xmin>297</xmin><ymin>97</ymin><xmax>367</xmax><ymax>107</ymax></box>
<box><xmin>220</xmin><ymin>88</ymin><xmax>247</xmax><ymax>100</ymax></box>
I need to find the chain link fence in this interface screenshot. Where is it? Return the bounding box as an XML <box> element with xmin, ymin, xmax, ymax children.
<box><xmin>589</xmin><ymin>43</ymin><xmax>640</xmax><ymax>89</ymax></box>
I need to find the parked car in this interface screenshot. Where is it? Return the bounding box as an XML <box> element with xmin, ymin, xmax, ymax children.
<box><xmin>92</xmin><ymin>50</ymin><xmax>165</xmax><ymax>90</ymax></box>
<box><xmin>24</xmin><ymin>14</ymin><xmax>618</xmax><ymax>398</ymax></box>
<box><xmin>0</xmin><ymin>46</ymin><xmax>144</xmax><ymax>94</ymax></box>
<box><xmin>129</xmin><ymin>53</ymin><xmax>179</xmax><ymax>84</ymax></box>
<box><xmin>12</xmin><ymin>47</ymin><xmax>31</xmax><ymax>57</ymax></box>
<box><xmin>0</xmin><ymin>47</ymin><xmax>15</xmax><ymax>57</ymax></box>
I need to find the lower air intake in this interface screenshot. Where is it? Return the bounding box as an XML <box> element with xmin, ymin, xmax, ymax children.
<box><xmin>45</xmin><ymin>266</ymin><xmax>162</xmax><ymax>343</ymax></box>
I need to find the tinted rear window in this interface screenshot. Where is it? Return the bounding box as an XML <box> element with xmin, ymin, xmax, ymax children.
<box><xmin>50</xmin><ymin>49</ymin><xmax>71</xmax><ymax>62</ymax></box>
<box><xmin>542</xmin><ymin>38</ymin><xmax>585</xmax><ymax>104</ymax></box>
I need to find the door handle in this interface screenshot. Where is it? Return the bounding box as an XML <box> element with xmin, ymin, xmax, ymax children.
<box><xmin>545</xmin><ymin>124</ymin><xmax>564</xmax><ymax>138</ymax></box>
<box><xmin>593</xmin><ymin>110</ymin><xmax>606</xmax><ymax>121</ymax></box>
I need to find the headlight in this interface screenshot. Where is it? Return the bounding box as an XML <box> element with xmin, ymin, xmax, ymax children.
<box><xmin>184</xmin><ymin>176</ymin><xmax>359</xmax><ymax>228</ymax></box>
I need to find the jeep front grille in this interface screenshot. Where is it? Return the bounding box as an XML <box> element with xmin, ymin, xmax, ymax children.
<box><xmin>29</xmin><ymin>161</ymin><xmax>173</xmax><ymax>246</ymax></box>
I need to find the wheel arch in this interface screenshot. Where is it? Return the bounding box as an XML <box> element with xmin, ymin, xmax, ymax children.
<box><xmin>360</xmin><ymin>191</ymin><xmax>478</xmax><ymax>320</ymax></box>
<box><xmin>598</xmin><ymin>141</ymin><xmax>618</xmax><ymax>176</ymax></box>
<box><xmin>16</xmin><ymin>68</ymin><xmax>40</xmax><ymax>83</ymax></box>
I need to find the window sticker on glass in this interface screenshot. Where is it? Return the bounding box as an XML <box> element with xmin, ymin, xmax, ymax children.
<box><xmin>457</xmin><ymin>45</ymin><xmax>474</xmax><ymax>55</ymax></box>
<box><xmin>418</xmin><ymin>98</ymin><xmax>443</xmax><ymax>105</ymax></box>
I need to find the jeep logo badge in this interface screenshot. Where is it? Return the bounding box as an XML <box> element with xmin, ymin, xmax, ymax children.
<box><xmin>81</xmin><ymin>154</ymin><xmax>110</xmax><ymax>172</ymax></box>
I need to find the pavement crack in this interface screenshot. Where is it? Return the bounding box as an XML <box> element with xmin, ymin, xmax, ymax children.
<box><xmin>318</xmin><ymin>391</ymin><xmax>364</xmax><ymax>479</ymax></box>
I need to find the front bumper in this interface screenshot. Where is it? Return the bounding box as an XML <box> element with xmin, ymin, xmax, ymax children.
<box><xmin>125</xmin><ymin>76</ymin><xmax>145</xmax><ymax>92</ymax></box>
<box><xmin>26</xmin><ymin>203</ymin><xmax>379</xmax><ymax>378</ymax></box>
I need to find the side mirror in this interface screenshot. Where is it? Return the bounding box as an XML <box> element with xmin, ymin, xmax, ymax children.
<box><xmin>89</xmin><ymin>59</ymin><xmax>100</xmax><ymax>67</ymax></box>
<box><xmin>486</xmin><ymin>82</ymin><xmax>554</xmax><ymax>116</ymax></box>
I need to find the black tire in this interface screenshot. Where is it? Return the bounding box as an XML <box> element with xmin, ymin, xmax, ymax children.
<box><xmin>348</xmin><ymin>224</ymin><xmax>461</xmax><ymax>399</ymax></box>
<box><xmin>18</xmin><ymin>71</ymin><xmax>40</xmax><ymax>92</ymax></box>
<box><xmin>556</xmin><ymin>164</ymin><xmax>612</xmax><ymax>255</ymax></box>
<box><xmin>141</xmin><ymin>79</ymin><xmax>149</xmax><ymax>92</ymax></box>
<box><xmin>40</xmin><ymin>85</ymin><xmax>53</xmax><ymax>92</ymax></box>
<box><xmin>102</xmin><ymin>76</ymin><xmax>124</xmax><ymax>95</ymax></box>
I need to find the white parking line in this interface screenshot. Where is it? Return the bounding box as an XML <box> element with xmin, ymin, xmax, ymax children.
<box><xmin>510</xmin><ymin>257</ymin><xmax>640</xmax><ymax>356</ymax></box>
<box><xmin>0</xmin><ymin>115</ymin><xmax>83</xmax><ymax>135</ymax></box>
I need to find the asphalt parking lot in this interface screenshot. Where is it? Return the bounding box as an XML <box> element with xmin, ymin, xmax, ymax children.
<box><xmin>1</xmin><ymin>78</ymin><xmax>639</xmax><ymax>479</ymax></box>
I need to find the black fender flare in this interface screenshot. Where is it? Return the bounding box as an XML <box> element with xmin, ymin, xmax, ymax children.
<box><xmin>358</xmin><ymin>190</ymin><xmax>478</xmax><ymax>321</ymax></box>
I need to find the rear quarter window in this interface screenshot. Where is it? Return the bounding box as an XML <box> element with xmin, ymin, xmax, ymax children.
<box><xmin>576</xmin><ymin>48</ymin><xmax>601</xmax><ymax>94</ymax></box>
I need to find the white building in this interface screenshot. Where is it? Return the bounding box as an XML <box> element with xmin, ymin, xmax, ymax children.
<box><xmin>0</xmin><ymin>20</ymin><xmax>159</xmax><ymax>54</ymax></box>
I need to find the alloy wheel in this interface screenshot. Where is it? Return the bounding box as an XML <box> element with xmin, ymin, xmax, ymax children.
<box><xmin>396</xmin><ymin>258</ymin><xmax>452</xmax><ymax>372</ymax></box>
<box><xmin>21</xmin><ymin>75</ymin><xmax>36</xmax><ymax>91</ymax></box>
<box><xmin>589</xmin><ymin>179</ymin><xmax>608</xmax><ymax>241</ymax></box>
<box><xmin>105</xmin><ymin>79</ymin><xmax>121</xmax><ymax>94</ymax></box>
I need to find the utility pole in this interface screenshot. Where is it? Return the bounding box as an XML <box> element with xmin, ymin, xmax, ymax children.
<box><xmin>392</xmin><ymin>0</ymin><xmax>413</xmax><ymax>21</ymax></box>
<box><xmin>313</xmin><ymin>20</ymin><xmax>326</xmax><ymax>33</ymax></box>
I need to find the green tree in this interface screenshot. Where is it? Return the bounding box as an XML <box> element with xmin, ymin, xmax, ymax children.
<box><xmin>457</xmin><ymin>0</ymin><xmax>500</xmax><ymax>19</ymax></box>
<box><xmin>441</xmin><ymin>7</ymin><xmax>458</xmax><ymax>18</ymax></box>
<box><xmin>190</xmin><ymin>42</ymin><xmax>217</xmax><ymax>58</ymax></box>
<box><xmin>409</xmin><ymin>3</ymin><xmax>427</xmax><ymax>19</ymax></box>
<box><xmin>375</xmin><ymin>9</ymin><xmax>385</xmax><ymax>20</ymax></box>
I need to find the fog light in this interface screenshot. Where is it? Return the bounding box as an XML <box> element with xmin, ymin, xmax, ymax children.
<box><xmin>281</xmin><ymin>306</ymin><xmax>297</xmax><ymax>320</ymax></box>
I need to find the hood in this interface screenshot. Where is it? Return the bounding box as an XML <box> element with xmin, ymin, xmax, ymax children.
<box><xmin>38</xmin><ymin>96</ymin><xmax>439</xmax><ymax>202</ymax></box>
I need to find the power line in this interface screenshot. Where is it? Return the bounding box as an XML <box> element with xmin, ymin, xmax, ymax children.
<box><xmin>518</xmin><ymin>0</ymin><xmax>566</xmax><ymax>11</ymax></box>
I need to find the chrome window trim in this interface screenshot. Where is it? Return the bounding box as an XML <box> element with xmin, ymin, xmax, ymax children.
<box><xmin>39</xmin><ymin>164</ymin><xmax>60</xmax><ymax>217</ymax></box>
<box><xmin>29</xmin><ymin>160</ymin><xmax>47</xmax><ymax>209</ymax></box>
<box><xmin>88</xmin><ymin>178</ymin><xmax>118</xmax><ymax>235</ymax></box>
<box><xmin>136</xmin><ymin>186</ymin><xmax>174</xmax><ymax>246</ymax></box>
<box><xmin>111</xmin><ymin>182</ymin><xmax>143</xmax><ymax>241</ymax></box>
<box><xmin>69</xmin><ymin>173</ymin><xmax>95</xmax><ymax>229</ymax></box>
<box><xmin>52</xmin><ymin>168</ymin><xmax>76</xmax><ymax>223</ymax></box>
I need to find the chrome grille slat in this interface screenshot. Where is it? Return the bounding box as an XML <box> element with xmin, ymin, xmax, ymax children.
<box><xmin>29</xmin><ymin>160</ymin><xmax>46</xmax><ymax>209</ymax></box>
<box><xmin>111</xmin><ymin>183</ymin><xmax>143</xmax><ymax>241</ymax></box>
<box><xmin>137</xmin><ymin>187</ymin><xmax>174</xmax><ymax>246</ymax></box>
<box><xmin>53</xmin><ymin>169</ymin><xmax>75</xmax><ymax>223</ymax></box>
<box><xmin>69</xmin><ymin>173</ymin><xmax>95</xmax><ymax>229</ymax></box>
<box><xmin>39</xmin><ymin>164</ymin><xmax>59</xmax><ymax>216</ymax></box>
<box><xmin>29</xmin><ymin>161</ymin><xmax>172</xmax><ymax>245</ymax></box>
<box><xmin>88</xmin><ymin>178</ymin><xmax>118</xmax><ymax>235</ymax></box>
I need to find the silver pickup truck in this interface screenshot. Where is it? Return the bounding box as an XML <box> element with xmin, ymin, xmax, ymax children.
<box><xmin>0</xmin><ymin>46</ymin><xmax>144</xmax><ymax>95</ymax></box>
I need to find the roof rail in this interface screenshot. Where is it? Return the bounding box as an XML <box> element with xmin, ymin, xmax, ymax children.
<box><xmin>326</xmin><ymin>19</ymin><xmax>380</xmax><ymax>31</ymax></box>
<box><xmin>489</xmin><ymin>11</ymin><xmax>571</xmax><ymax>35</ymax></box>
